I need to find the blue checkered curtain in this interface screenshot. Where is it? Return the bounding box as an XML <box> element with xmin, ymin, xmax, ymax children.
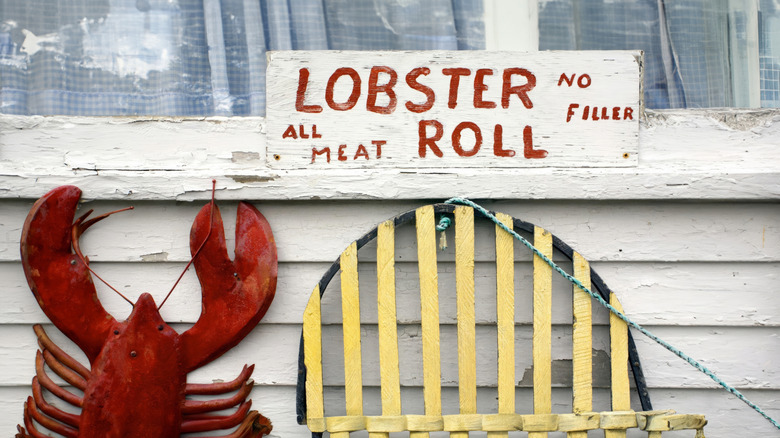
<box><xmin>539</xmin><ymin>0</ymin><xmax>772</xmax><ymax>109</ymax></box>
<box><xmin>0</xmin><ymin>0</ymin><xmax>484</xmax><ymax>116</ymax></box>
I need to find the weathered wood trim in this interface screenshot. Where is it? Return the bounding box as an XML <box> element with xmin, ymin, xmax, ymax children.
<box><xmin>1</xmin><ymin>110</ymin><xmax>779</xmax><ymax>200</ymax></box>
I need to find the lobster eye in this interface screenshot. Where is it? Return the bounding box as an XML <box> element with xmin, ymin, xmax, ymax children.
<box><xmin>113</xmin><ymin>330</ymin><xmax>120</xmax><ymax>335</ymax></box>
<box><xmin>157</xmin><ymin>325</ymin><xmax>164</xmax><ymax>331</ymax></box>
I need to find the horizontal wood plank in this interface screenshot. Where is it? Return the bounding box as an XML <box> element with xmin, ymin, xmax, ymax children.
<box><xmin>2</xmin><ymin>261</ymin><xmax>777</xmax><ymax>326</ymax></box>
<box><xmin>1</xmin><ymin>200</ymin><xmax>777</xmax><ymax>263</ymax></box>
<box><xmin>0</xmin><ymin>323</ymin><xmax>776</xmax><ymax>389</ymax></box>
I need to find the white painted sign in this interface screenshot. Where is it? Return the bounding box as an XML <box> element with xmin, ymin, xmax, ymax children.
<box><xmin>266</xmin><ymin>51</ymin><xmax>641</xmax><ymax>169</ymax></box>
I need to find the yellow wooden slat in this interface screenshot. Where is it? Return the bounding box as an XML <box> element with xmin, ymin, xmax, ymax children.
<box><xmin>482</xmin><ymin>414</ymin><xmax>524</xmax><ymax>431</ymax></box>
<box><xmin>489</xmin><ymin>212</ymin><xmax>516</xmax><ymax>438</ymax></box>
<box><xmin>606</xmin><ymin>292</ymin><xmax>630</xmax><ymax>438</ymax></box>
<box><xmin>442</xmin><ymin>414</ymin><xmax>483</xmax><ymax>431</ymax></box>
<box><xmin>530</xmin><ymin>226</ymin><xmax>553</xmax><ymax>438</ymax></box>
<box><xmin>365</xmin><ymin>415</ymin><xmax>408</xmax><ymax>432</ymax></box>
<box><xmin>377</xmin><ymin>220</ymin><xmax>401</xmax><ymax>415</ymax></box>
<box><xmin>341</xmin><ymin>242</ymin><xmax>363</xmax><ymax>417</ymax></box>
<box><xmin>303</xmin><ymin>285</ymin><xmax>324</xmax><ymax>430</ymax></box>
<box><xmin>414</xmin><ymin>206</ymin><xmax>441</xmax><ymax>438</ymax></box>
<box><xmin>371</xmin><ymin>221</ymin><xmax>400</xmax><ymax>438</ymax></box>
<box><xmin>599</xmin><ymin>410</ymin><xmax>637</xmax><ymax>430</ymax></box>
<box><xmin>557</xmin><ymin>412</ymin><xmax>601</xmax><ymax>432</ymax></box>
<box><xmin>406</xmin><ymin>415</ymin><xmax>444</xmax><ymax>432</ymax></box>
<box><xmin>455</xmin><ymin>207</ymin><xmax>477</xmax><ymax>420</ymax></box>
<box><xmin>327</xmin><ymin>416</ymin><xmax>367</xmax><ymax>432</ymax></box>
<box><xmin>643</xmin><ymin>414</ymin><xmax>707</xmax><ymax>431</ymax></box>
<box><xmin>569</xmin><ymin>252</ymin><xmax>593</xmax><ymax>438</ymax></box>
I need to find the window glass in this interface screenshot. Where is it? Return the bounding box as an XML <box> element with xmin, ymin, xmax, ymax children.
<box><xmin>0</xmin><ymin>0</ymin><xmax>484</xmax><ymax>116</ymax></box>
<box><xmin>540</xmin><ymin>0</ymin><xmax>736</xmax><ymax>109</ymax></box>
<box><xmin>539</xmin><ymin>0</ymin><xmax>773</xmax><ymax>109</ymax></box>
<box><xmin>760</xmin><ymin>0</ymin><xmax>780</xmax><ymax>107</ymax></box>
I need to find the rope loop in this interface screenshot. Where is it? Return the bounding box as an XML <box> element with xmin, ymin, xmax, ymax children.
<box><xmin>436</xmin><ymin>216</ymin><xmax>452</xmax><ymax>231</ymax></box>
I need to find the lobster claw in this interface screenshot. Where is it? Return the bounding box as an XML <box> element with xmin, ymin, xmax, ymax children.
<box><xmin>180</xmin><ymin>201</ymin><xmax>278</xmax><ymax>372</ymax></box>
<box><xmin>20</xmin><ymin>186</ymin><xmax>117</xmax><ymax>364</ymax></box>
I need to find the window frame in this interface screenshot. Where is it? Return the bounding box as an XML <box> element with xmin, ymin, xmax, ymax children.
<box><xmin>0</xmin><ymin>3</ymin><xmax>778</xmax><ymax>202</ymax></box>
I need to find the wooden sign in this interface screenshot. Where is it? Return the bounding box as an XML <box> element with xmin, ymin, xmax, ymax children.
<box><xmin>266</xmin><ymin>51</ymin><xmax>641</xmax><ymax>169</ymax></box>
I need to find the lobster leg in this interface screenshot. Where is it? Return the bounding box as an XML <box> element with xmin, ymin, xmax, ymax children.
<box><xmin>196</xmin><ymin>411</ymin><xmax>273</xmax><ymax>438</ymax></box>
<box><xmin>31</xmin><ymin>377</ymin><xmax>81</xmax><ymax>428</ymax></box>
<box><xmin>20</xmin><ymin>415</ymin><xmax>47</xmax><ymax>438</ymax></box>
<box><xmin>15</xmin><ymin>425</ymin><xmax>29</xmax><ymax>438</ymax></box>
<box><xmin>35</xmin><ymin>352</ymin><xmax>83</xmax><ymax>407</ymax></box>
<box><xmin>181</xmin><ymin>400</ymin><xmax>252</xmax><ymax>433</ymax></box>
<box><xmin>180</xmin><ymin>201</ymin><xmax>277</xmax><ymax>372</ymax></box>
<box><xmin>41</xmin><ymin>350</ymin><xmax>87</xmax><ymax>390</ymax></box>
<box><xmin>25</xmin><ymin>397</ymin><xmax>78</xmax><ymax>438</ymax></box>
<box><xmin>186</xmin><ymin>364</ymin><xmax>254</xmax><ymax>395</ymax></box>
<box><xmin>34</xmin><ymin>324</ymin><xmax>91</xmax><ymax>380</ymax></box>
<box><xmin>182</xmin><ymin>365</ymin><xmax>262</xmax><ymax>434</ymax></box>
<box><xmin>21</xmin><ymin>395</ymin><xmax>81</xmax><ymax>438</ymax></box>
<box><xmin>182</xmin><ymin>380</ymin><xmax>254</xmax><ymax>414</ymax></box>
<box><xmin>20</xmin><ymin>186</ymin><xmax>117</xmax><ymax>363</ymax></box>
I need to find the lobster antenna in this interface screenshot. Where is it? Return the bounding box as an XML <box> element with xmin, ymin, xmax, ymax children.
<box><xmin>158</xmin><ymin>179</ymin><xmax>217</xmax><ymax>310</ymax></box>
<box><xmin>72</xmin><ymin>206</ymin><xmax>136</xmax><ymax>307</ymax></box>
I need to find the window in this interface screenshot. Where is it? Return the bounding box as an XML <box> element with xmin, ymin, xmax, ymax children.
<box><xmin>0</xmin><ymin>0</ymin><xmax>776</xmax><ymax>115</ymax></box>
<box><xmin>0</xmin><ymin>0</ymin><xmax>484</xmax><ymax>116</ymax></box>
<box><xmin>538</xmin><ymin>0</ymin><xmax>770</xmax><ymax>109</ymax></box>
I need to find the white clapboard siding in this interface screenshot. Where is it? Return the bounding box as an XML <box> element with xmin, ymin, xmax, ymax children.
<box><xmin>1</xmin><ymin>199</ymin><xmax>779</xmax><ymax>437</ymax></box>
<box><xmin>2</xmin><ymin>261</ymin><xmax>778</xmax><ymax>327</ymax></box>
<box><xmin>1</xmin><ymin>200</ymin><xmax>778</xmax><ymax>263</ymax></box>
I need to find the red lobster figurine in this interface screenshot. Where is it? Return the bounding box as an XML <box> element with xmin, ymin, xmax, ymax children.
<box><xmin>16</xmin><ymin>184</ymin><xmax>277</xmax><ymax>437</ymax></box>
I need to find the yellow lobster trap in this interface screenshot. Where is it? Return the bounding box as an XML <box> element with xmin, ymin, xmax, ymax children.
<box><xmin>296</xmin><ymin>203</ymin><xmax>707</xmax><ymax>438</ymax></box>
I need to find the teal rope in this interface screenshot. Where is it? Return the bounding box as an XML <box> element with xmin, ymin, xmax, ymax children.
<box><xmin>435</xmin><ymin>216</ymin><xmax>452</xmax><ymax>231</ymax></box>
<box><xmin>441</xmin><ymin>197</ymin><xmax>780</xmax><ymax>431</ymax></box>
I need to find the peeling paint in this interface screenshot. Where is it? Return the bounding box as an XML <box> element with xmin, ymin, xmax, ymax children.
<box><xmin>643</xmin><ymin>108</ymin><xmax>780</xmax><ymax>131</ymax></box>
<box><xmin>227</xmin><ymin>175</ymin><xmax>275</xmax><ymax>184</ymax></box>
<box><xmin>518</xmin><ymin>349</ymin><xmax>612</xmax><ymax>387</ymax></box>
<box><xmin>140</xmin><ymin>251</ymin><xmax>168</xmax><ymax>262</ymax></box>
<box><xmin>231</xmin><ymin>151</ymin><xmax>261</xmax><ymax>163</ymax></box>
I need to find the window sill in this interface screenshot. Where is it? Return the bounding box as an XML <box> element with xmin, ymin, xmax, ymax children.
<box><xmin>1</xmin><ymin>109</ymin><xmax>778</xmax><ymax>201</ymax></box>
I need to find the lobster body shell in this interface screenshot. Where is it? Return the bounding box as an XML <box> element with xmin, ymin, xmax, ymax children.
<box><xmin>79</xmin><ymin>294</ymin><xmax>183</xmax><ymax>437</ymax></box>
<box><xmin>17</xmin><ymin>185</ymin><xmax>277</xmax><ymax>437</ymax></box>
